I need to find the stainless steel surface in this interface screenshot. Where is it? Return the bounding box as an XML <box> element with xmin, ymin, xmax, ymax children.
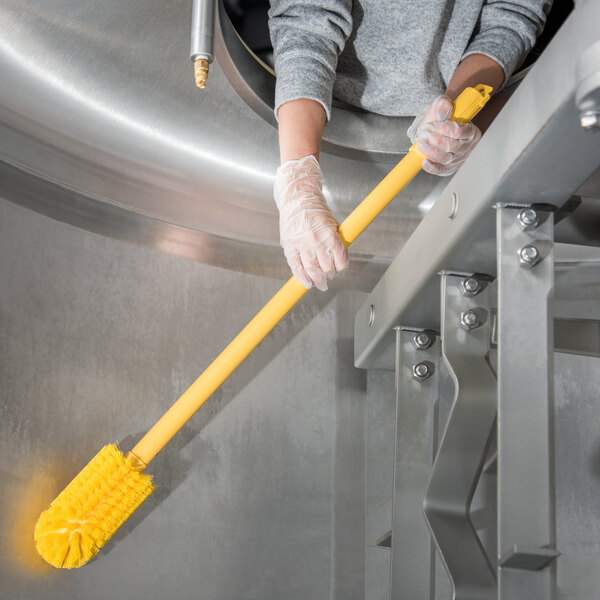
<box><xmin>365</xmin><ymin>368</ymin><xmax>396</xmax><ymax>600</ymax></box>
<box><xmin>423</xmin><ymin>274</ymin><xmax>496</xmax><ymax>600</ymax></box>
<box><xmin>496</xmin><ymin>206</ymin><xmax>557</xmax><ymax>599</ymax></box>
<box><xmin>390</xmin><ymin>329</ymin><xmax>440</xmax><ymax>600</ymax></box>
<box><xmin>361</xmin><ymin>247</ymin><xmax>600</xmax><ymax>598</ymax></box>
<box><xmin>0</xmin><ymin>0</ymin><xmax>437</xmax><ymax>290</ymax></box>
<box><xmin>191</xmin><ymin>0</ymin><xmax>215</xmax><ymax>62</ymax></box>
<box><xmin>575</xmin><ymin>40</ymin><xmax>600</xmax><ymax>131</ymax></box>
<box><xmin>554</xmin><ymin>318</ymin><xmax>600</xmax><ymax>357</ymax></box>
<box><xmin>550</xmin><ymin>250</ymin><xmax>600</xmax><ymax>599</ymax></box>
<box><xmin>0</xmin><ymin>198</ymin><xmax>367</xmax><ymax>599</ymax></box>
<box><xmin>354</xmin><ymin>0</ymin><xmax>600</xmax><ymax>368</ymax></box>
<box><xmin>579</xmin><ymin>112</ymin><xmax>600</xmax><ymax>130</ymax></box>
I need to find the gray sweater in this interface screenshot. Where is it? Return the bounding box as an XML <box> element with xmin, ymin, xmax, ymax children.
<box><xmin>268</xmin><ymin>0</ymin><xmax>551</xmax><ymax>118</ymax></box>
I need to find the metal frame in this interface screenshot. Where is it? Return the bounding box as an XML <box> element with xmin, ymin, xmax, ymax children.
<box><xmin>423</xmin><ymin>273</ymin><xmax>497</xmax><ymax>600</ymax></box>
<box><xmin>390</xmin><ymin>327</ymin><xmax>440</xmax><ymax>599</ymax></box>
<box><xmin>354</xmin><ymin>4</ymin><xmax>600</xmax><ymax>598</ymax></box>
<box><xmin>355</xmin><ymin>0</ymin><xmax>600</xmax><ymax>370</ymax></box>
<box><xmin>496</xmin><ymin>206</ymin><xmax>559</xmax><ymax>598</ymax></box>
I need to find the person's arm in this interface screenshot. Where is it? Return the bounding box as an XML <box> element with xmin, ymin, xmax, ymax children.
<box><xmin>445</xmin><ymin>53</ymin><xmax>504</xmax><ymax>102</ymax></box>
<box><xmin>268</xmin><ymin>1</ymin><xmax>353</xmax><ymax>289</ymax></box>
<box><xmin>461</xmin><ymin>0</ymin><xmax>551</xmax><ymax>87</ymax></box>
<box><xmin>445</xmin><ymin>53</ymin><xmax>506</xmax><ymax>133</ymax></box>
<box><xmin>277</xmin><ymin>98</ymin><xmax>326</xmax><ymax>163</ymax></box>
<box><xmin>268</xmin><ymin>0</ymin><xmax>353</xmax><ymax>127</ymax></box>
<box><xmin>273</xmin><ymin>98</ymin><xmax>347</xmax><ymax>292</ymax></box>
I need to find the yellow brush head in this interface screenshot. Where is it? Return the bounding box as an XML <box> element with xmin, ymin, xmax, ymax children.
<box><xmin>34</xmin><ymin>444</ymin><xmax>155</xmax><ymax>569</ymax></box>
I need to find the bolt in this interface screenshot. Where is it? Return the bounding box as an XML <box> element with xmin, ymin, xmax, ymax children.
<box><xmin>518</xmin><ymin>245</ymin><xmax>541</xmax><ymax>267</ymax></box>
<box><xmin>517</xmin><ymin>208</ymin><xmax>539</xmax><ymax>230</ymax></box>
<box><xmin>412</xmin><ymin>362</ymin><xmax>432</xmax><ymax>382</ymax></box>
<box><xmin>460</xmin><ymin>277</ymin><xmax>482</xmax><ymax>297</ymax></box>
<box><xmin>580</xmin><ymin>110</ymin><xmax>600</xmax><ymax>131</ymax></box>
<box><xmin>460</xmin><ymin>310</ymin><xmax>480</xmax><ymax>330</ymax></box>
<box><xmin>413</xmin><ymin>332</ymin><xmax>433</xmax><ymax>350</ymax></box>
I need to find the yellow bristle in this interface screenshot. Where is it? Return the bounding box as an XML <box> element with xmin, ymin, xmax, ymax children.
<box><xmin>34</xmin><ymin>444</ymin><xmax>155</xmax><ymax>569</ymax></box>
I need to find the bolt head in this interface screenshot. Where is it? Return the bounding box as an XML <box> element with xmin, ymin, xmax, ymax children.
<box><xmin>412</xmin><ymin>362</ymin><xmax>432</xmax><ymax>382</ymax></box>
<box><xmin>519</xmin><ymin>245</ymin><xmax>540</xmax><ymax>267</ymax></box>
<box><xmin>413</xmin><ymin>332</ymin><xmax>433</xmax><ymax>350</ymax></box>
<box><xmin>517</xmin><ymin>208</ymin><xmax>539</xmax><ymax>230</ymax></box>
<box><xmin>460</xmin><ymin>277</ymin><xmax>482</xmax><ymax>297</ymax></box>
<box><xmin>460</xmin><ymin>310</ymin><xmax>480</xmax><ymax>330</ymax></box>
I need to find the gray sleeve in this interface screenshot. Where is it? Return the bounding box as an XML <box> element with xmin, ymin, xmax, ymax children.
<box><xmin>462</xmin><ymin>0</ymin><xmax>552</xmax><ymax>84</ymax></box>
<box><xmin>268</xmin><ymin>0</ymin><xmax>353</xmax><ymax>120</ymax></box>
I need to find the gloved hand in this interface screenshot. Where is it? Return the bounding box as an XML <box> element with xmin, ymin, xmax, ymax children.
<box><xmin>274</xmin><ymin>155</ymin><xmax>349</xmax><ymax>291</ymax></box>
<box><xmin>407</xmin><ymin>95</ymin><xmax>482</xmax><ymax>176</ymax></box>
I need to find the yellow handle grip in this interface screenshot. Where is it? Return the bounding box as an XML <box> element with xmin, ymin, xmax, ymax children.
<box><xmin>130</xmin><ymin>85</ymin><xmax>492</xmax><ymax>466</ymax></box>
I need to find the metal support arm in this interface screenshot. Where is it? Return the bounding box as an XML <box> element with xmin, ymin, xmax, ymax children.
<box><xmin>424</xmin><ymin>273</ymin><xmax>497</xmax><ymax>599</ymax></box>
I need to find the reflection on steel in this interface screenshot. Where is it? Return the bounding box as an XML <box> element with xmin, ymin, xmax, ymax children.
<box><xmin>423</xmin><ymin>273</ymin><xmax>496</xmax><ymax>600</ymax></box>
<box><xmin>496</xmin><ymin>206</ymin><xmax>557</xmax><ymax>598</ymax></box>
<box><xmin>576</xmin><ymin>40</ymin><xmax>600</xmax><ymax>131</ymax></box>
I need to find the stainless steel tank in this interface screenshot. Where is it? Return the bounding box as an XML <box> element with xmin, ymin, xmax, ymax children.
<box><xmin>0</xmin><ymin>0</ymin><xmax>440</xmax><ymax>286</ymax></box>
<box><xmin>0</xmin><ymin>2</ymin><xmax>441</xmax><ymax>598</ymax></box>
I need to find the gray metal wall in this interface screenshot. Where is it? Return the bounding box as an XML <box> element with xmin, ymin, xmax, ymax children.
<box><xmin>0</xmin><ymin>198</ymin><xmax>367</xmax><ymax>600</ymax></box>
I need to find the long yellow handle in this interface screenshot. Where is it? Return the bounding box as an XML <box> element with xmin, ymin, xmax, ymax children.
<box><xmin>130</xmin><ymin>85</ymin><xmax>492</xmax><ymax>466</ymax></box>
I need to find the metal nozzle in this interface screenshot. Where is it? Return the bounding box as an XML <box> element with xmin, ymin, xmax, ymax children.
<box><xmin>190</xmin><ymin>0</ymin><xmax>215</xmax><ymax>89</ymax></box>
<box><xmin>194</xmin><ymin>58</ymin><xmax>210</xmax><ymax>89</ymax></box>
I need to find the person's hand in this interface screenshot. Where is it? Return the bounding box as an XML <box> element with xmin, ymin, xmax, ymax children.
<box><xmin>274</xmin><ymin>155</ymin><xmax>349</xmax><ymax>291</ymax></box>
<box><xmin>407</xmin><ymin>95</ymin><xmax>481</xmax><ymax>176</ymax></box>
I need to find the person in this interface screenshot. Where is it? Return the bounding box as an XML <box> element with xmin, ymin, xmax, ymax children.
<box><xmin>268</xmin><ymin>0</ymin><xmax>551</xmax><ymax>290</ymax></box>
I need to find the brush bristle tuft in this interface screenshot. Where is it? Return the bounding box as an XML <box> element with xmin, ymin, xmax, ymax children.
<box><xmin>34</xmin><ymin>444</ymin><xmax>155</xmax><ymax>568</ymax></box>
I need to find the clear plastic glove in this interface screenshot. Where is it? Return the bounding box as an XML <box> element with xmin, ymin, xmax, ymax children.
<box><xmin>274</xmin><ymin>155</ymin><xmax>349</xmax><ymax>291</ymax></box>
<box><xmin>407</xmin><ymin>95</ymin><xmax>482</xmax><ymax>176</ymax></box>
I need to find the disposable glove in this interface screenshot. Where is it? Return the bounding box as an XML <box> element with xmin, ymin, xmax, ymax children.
<box><xmin>407</xmin><ymin>95</ymin><xmax>481</xmax><ymax>176</ymax></box>
<box><xmin>274</xmin><ymin>155</ymin><xmax>349</xmax><ymax>291</ymax></box>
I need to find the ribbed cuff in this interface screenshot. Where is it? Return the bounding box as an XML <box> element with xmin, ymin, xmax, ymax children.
<box><xmin>462</xmin><ymin>28</ymin><xmax>526</xmax><ymax>90</ymax></box>
<box><xmin>274</xmin><ymin>54</ymin><xmax>336</xmax><ymax>121</ymax></box>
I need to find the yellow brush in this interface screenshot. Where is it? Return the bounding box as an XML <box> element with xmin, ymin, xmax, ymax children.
<box><xmin>34</xmin><ymin>85</ymin><xmax>491</xmax><ymax>569</ymax></box>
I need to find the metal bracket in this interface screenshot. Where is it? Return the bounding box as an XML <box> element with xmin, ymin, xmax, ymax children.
<box><xmin>423</xmin><ymin>273</ymin><xmax>497</xmax><ymax>599</ymax></box>
<box><xmin>499</xmin><ymin>546</ymin><xmax>561</xmax><ymax>572</ymax></box>
<box><xmin>496</xmin><ymin>205</ymin><xmax>557</xmax><ymax>599</ymax></box>
<box><xmin>390</xmin><ymin>326</ymin><xmax>440</xmax><ymax>600</ymax></box>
